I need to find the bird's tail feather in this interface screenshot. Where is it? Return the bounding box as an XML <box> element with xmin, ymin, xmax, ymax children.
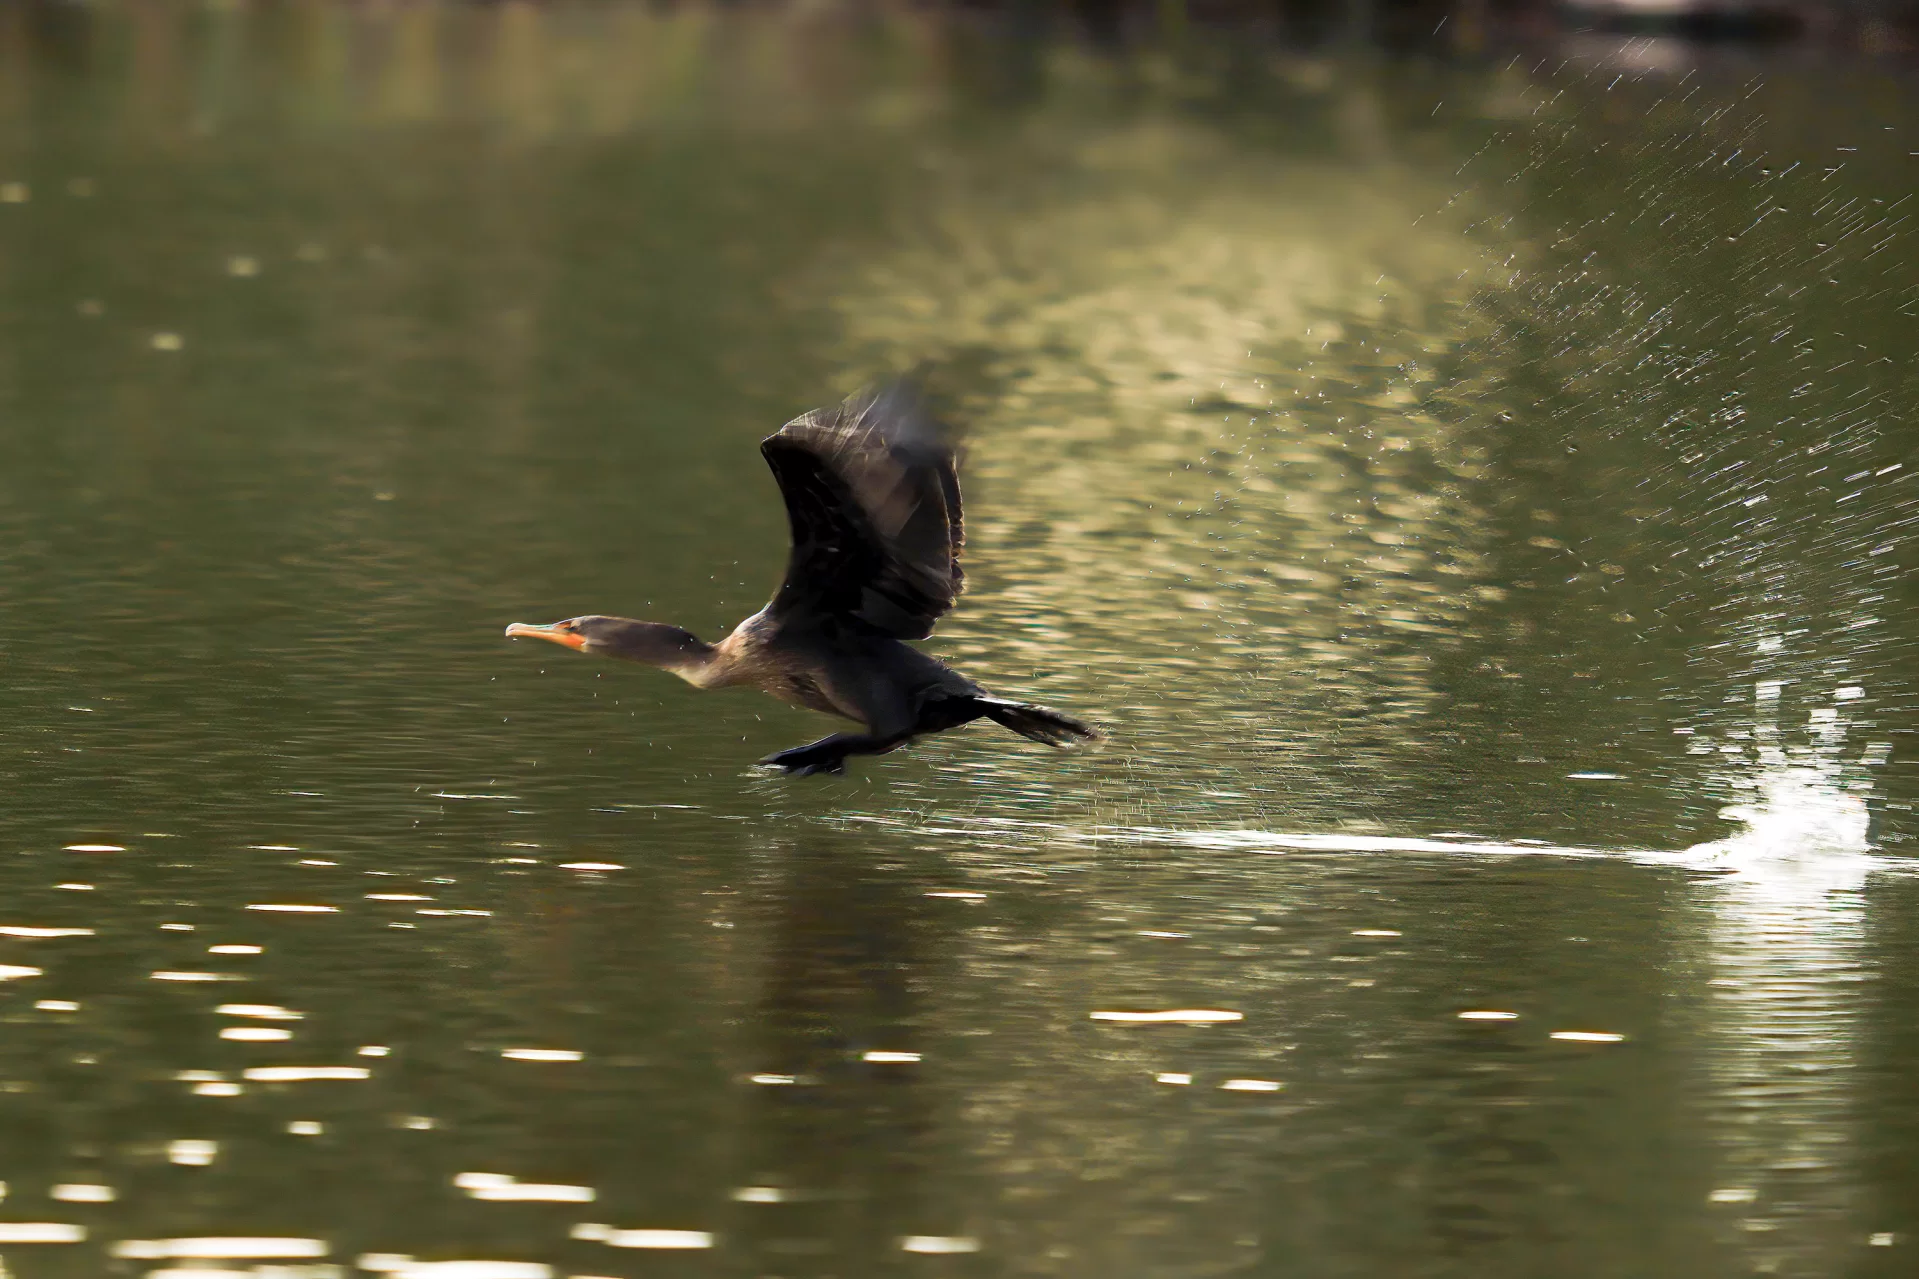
<box><xmin>977</xmin><ymin>698</ymin><xmax>1100</xmax><ymax>748</ymax></box>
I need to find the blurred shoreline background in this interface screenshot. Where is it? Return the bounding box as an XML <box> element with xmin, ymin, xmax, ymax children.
<box><xmin>0</xmin><ymin>0</ymin><xmax>1913</xmax><ymax>131</ymax></box>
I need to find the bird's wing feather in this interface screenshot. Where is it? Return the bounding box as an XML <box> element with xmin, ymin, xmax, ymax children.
<box><xmin>761</xmin><ymin>380</ymin><xmax>964</xmax><ymax>639</ymax></box>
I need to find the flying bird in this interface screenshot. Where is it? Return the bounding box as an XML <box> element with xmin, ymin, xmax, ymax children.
<box><xmin>505</xmin><ymin>379</ymin><xmax>1096</xmax><ymax>776</ymax></box>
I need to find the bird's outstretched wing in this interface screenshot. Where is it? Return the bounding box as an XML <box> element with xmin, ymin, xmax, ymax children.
<box><xmin>760</xmin><ymin>379</ymin><xmax>964</xmax><ymax>640</ymax></box>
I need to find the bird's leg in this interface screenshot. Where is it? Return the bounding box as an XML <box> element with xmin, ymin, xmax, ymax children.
<box><xmin>760</xmin><ymin>669</ymin><xmax>918</xmax><ymax>777</ymax></box>
<box><xmin>759</xmin><ymin>732</ymin><xmax>908</xmax><ymax>778</ymax></box>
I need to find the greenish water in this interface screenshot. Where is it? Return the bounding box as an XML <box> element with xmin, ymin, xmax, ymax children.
<box><xmin>0</xmin><ymin>4</ymin><xmax>1916</xmax><ymax>1276</ymax></box>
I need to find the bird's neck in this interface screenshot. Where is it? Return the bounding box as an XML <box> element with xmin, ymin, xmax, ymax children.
<box><xmin>682</xmin><ymin>628</ymin><xmax>762</xmax><ymax>689</ymax></box>
<box><xmin>643</xmin><ymin>638</ymin><xmax>730</xmax><ymax>688</ymax></box>
<box><xmin>602</xmin><ymin>622</ymin><xmax>725</xmax><ymax>686</ymax></box>
<box><xmin>667</xmin><ymin>644</ymin><xmax>729</xmax><ymax>688</ymax></box>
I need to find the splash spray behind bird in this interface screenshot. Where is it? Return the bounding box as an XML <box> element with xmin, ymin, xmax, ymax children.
<box><xmin>505</xmin><ymin>377</ymin><xmax>1097</xmax><ymax>776</ymax></box>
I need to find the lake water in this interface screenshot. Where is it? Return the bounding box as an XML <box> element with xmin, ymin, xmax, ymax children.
<box><xmin>0</xmin><ymin>4</ymin><xmax>1915</xmax><ymax>1277</ymax></box>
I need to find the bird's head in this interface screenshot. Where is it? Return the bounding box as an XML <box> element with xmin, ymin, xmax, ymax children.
<box><xmin>504</xmin><ymin>616</ymin><xmax>710</xmax><ymax>670</ymax></box>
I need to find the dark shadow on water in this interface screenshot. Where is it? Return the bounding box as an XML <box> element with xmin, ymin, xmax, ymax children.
<box><xmin>726</xmin><ymin>838</ymin><xmax>985</xmax><ymax>1275</ymax></box>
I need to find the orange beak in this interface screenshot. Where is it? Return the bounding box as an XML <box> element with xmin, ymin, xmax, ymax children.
<box><xmin>504</xmin><ymin>622</ymin><xmax>587</xmax><ymax>651</ymax></box>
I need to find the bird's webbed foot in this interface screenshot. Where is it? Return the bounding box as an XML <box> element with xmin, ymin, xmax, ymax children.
<box><xmin>758</xmin><ymin>738</ymin><xmax>853</xmax><ymax>778</ymax></box>
<box><xmin>758</xmin><ymin>728</ymin><xmax>912</xmax><ymax>778</ymax></box>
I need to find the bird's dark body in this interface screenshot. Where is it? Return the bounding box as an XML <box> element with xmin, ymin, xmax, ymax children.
<box><xmin>709</xmin><ymin>610</ymin><xmax>1000</xmax><ymax>774</ymax></box>
<box><xmin>734</xmin><ymin>614</ymin><xmax>979</xmax><ymax>724</ymax></box>
<box><xmin>505</xmin><ymin>377</ymin><xmax>1096</xmax><ymax>776</ymax></box>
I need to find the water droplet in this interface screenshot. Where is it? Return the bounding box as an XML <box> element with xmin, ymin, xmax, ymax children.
<box><xmin>1090</xmin><ymin>1009</ymin><xmax>1241</xmax><ymax>1024</ymax></box>
<box><xmin>597</xmin><ymin>1230</ymin><xmax>713</xmax><ymax>1250</ymax></box>
<box><xmin>0</xmin><ymin>1223</ymin><xmax>83</xmax><ymax>1243</ymax></box>
<box><xmin>901</xmin><ymin>1236</ymin><xmax>981</xmax><ymax>1254</ymax></box>
<box><xmin>165</xmin><ymin>1140</ymin><xmax>218</xmax><ymax>1166</ymax></box>
<box><xmin>242</xmin><ymin>1066</ymin><xmax>370</xmax><ymax>1081</ymax></box>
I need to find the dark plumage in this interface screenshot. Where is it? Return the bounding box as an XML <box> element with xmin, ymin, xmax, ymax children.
<box><xmin>505</xmin><ymin>379</ymin><xmax>1097</xmax><ymax>776</ymax></box>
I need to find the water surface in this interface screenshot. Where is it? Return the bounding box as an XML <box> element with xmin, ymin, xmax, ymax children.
<box><xmin>0</xmin><ymin>6</ymin><xmax>1916</xmax><ymax>1277</ymax></box>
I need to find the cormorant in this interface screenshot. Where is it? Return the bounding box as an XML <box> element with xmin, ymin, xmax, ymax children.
<box><xmin>505</xmin><ymin>380</ymin><xmax>1096</xmax><ymax>776</ymax></box>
